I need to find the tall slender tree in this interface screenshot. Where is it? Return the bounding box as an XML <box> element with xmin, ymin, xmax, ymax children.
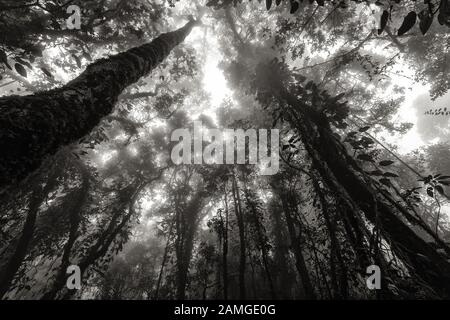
<box><xmin>0</xmin><ymin>19</ymin><xmax>199</xmax><ymax>193</ymax></box>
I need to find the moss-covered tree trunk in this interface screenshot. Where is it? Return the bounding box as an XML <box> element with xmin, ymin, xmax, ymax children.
<box><xmin>280</xmin><ymin>88</ymin><xmax>450</xmax><ymax>298</ymax></box>
<box><xmin>0</xmin><ymin>20</ymin><xmax>198</xmax><ymax>194</ymax></box>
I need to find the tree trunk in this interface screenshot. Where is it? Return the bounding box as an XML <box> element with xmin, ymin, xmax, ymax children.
<box><xmin>176</xmin><ymin>192</ymin><xmax>204</xmax><ymax>300</ymax></box>
<box><xmin>270</xmin><ymin>201</ymin><xmax>293</xmax><ymax>299</ymax></box>
<box><xmin>278</xmin><ymin>191</ymin><xmax>316</xmax><ymax>299</ymax></box>
<box><xmin>0</xmin><ymin>196</ymin><xmax>40</xmax><ymax>298</ymax></box>
<box><xmin>231</xmin><ymin>173</ymin><xmax>246</xmax><ymax>299</ymax></box>
<box><xmin>222</xmin><ymin>188</ymin><xmax>229</xmax><ymax>300</ymax></box>
<box><xmin>280</xmin><ymin>88</ymin><xmax>450</xmax><ymax>297</ymax></box>
<box><xmin>0</xmin><ymin>158</ymin><xmax>62</xmax><ymax>298</ymax></box>
<box><xmin>0</xmin><ymin>20</ymin><xmax>198</xmax><ymax>194</ymax></box>
<box><xmin>41</xmin><ymin>160</ymin><xmax>90</xmax><ymax>300</ymax></box>
<box><xmin>154</xmin><ymin>220</ymin><xmax>175</xmax><ymax>300</ymax></box>
<box><xmin>242</xmin><ymin>183</ymin><xmax>277</xmax><ymax>299</ymax></box>
<box><xmin>311</xmin><ymin>176</ymin><xmax>349</xmax><ymax>299</ymax></box>
<box><xmin>61</xmin><ymin>174</ymin><xmax>162</xmax><ymax>299</ymax></box>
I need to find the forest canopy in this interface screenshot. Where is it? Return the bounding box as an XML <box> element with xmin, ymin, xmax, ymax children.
<box><xmin>0</xmin><ymin>0</ymin><xmax>450</xmax><ymax>300</ymax></box>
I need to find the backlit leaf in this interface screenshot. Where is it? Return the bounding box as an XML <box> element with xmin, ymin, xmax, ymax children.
<box><xmin>14</xmin><ymin>63</ymin><xmax>27</xmax><ymax>77</ymax></box>
<box><xmin>378</xmin><ymin>10</ymin><xmax>389</xmax><ymax>35</ymax></box>
<box><xmin>379</xmin><ymin>160</ymin><xmax>394</xmax><ymax>166</ymax></box>
<box><xmin>397</xmin><ymin>11</ymin><xmax>417</xmax><ymax>36</ymax></box>
<box><xmin>419</xmin><ymin>11</ymin><xmax>433</xmax><ymax>35</ymax></box>
<box><xmin>290</xmin><ymin>1</ymin><xmax>299</xmax><ymax>13</ymax></box>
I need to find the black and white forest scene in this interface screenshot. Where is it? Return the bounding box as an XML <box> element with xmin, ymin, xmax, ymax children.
<box><xmin>1</xmin><ymin>0</ymin><xmax>450</xmax><ymax>308</ymax></box>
